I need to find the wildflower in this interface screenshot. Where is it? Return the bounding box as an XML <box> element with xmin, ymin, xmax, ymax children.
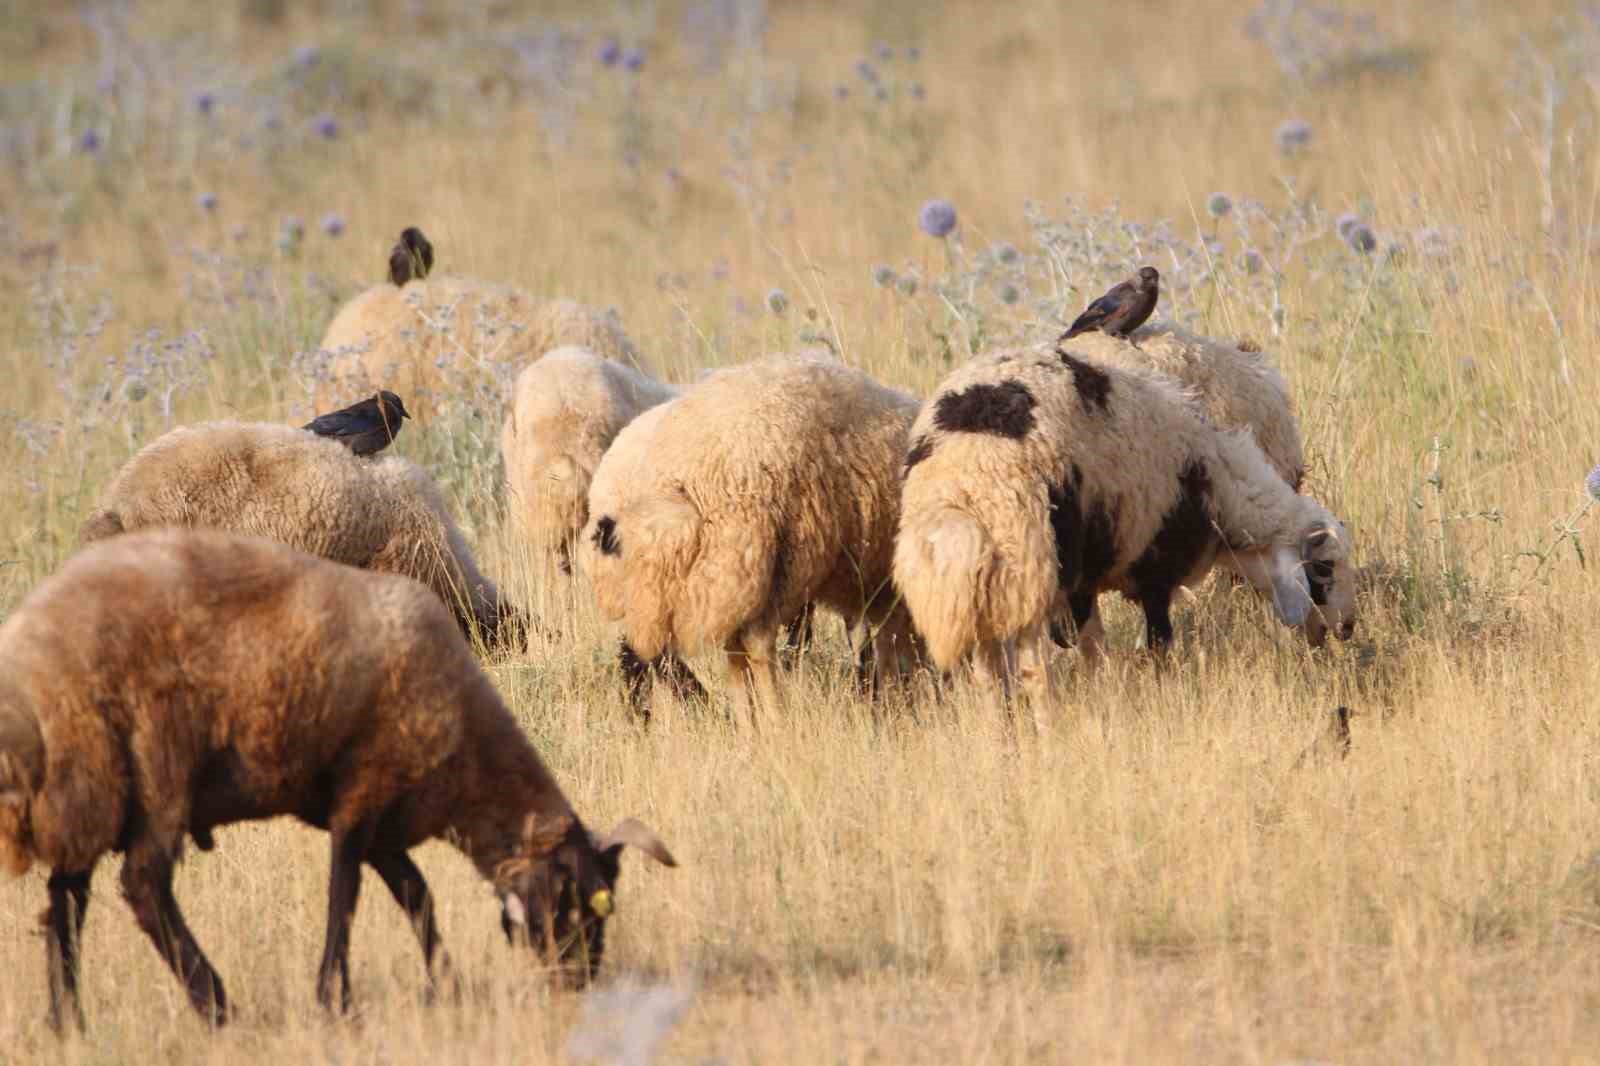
<box><xmin>281</xmin><ymin>215</ymin><xmax>305</xmax><ymax>240</ymax></box>
<box><xmin>1587</xmin><ymin>463</ymin><xmax>1600</xmax><ymax>502</ymax></box>
<box><xmin>1240</xmin><ymin>248</ymin><xmax>1265</xmax><ymax>275</ymax></box>
<box><xmin>896</xmin><ymin>275</ymin><xmax>918</xmax><ymax>297</ymax></box>
<box><xmin>999</xmin><ymin>283</ymin><xmax>1020</xmax><ymax>305</ymax></box>
<box><xmin>312</xmin><ymin>114</ymin><xmax>339</xmax><ymax>140</ymax></box>
<box><xmin>123</xmin><ymin>377</ymin><xmax>148</xmax><ymax>403</ymax></box>
<box><xmin>77</xmin><ymin>129</ymin><xmax>102</xmax><ymax>154</ymax></box>
<box><xmin>993</xmin><ymin>242</ymin><xmax>1020</xmax><ymax>264</ymax></box>
<box><xmin>856</xmin><ymin>59</ymin><xmax>878</xmax><ymax>83</ymax></box>
<box><xmin>1274</xmin><ymin>118</ymin><xmax>1313</xmax><ymax>155</ymax></box>
<box><xmin>872</xmin><ymin>264</ymin><xmax>896</xmax><ymax>287</ymax></box>
<box><xmin>195</xmin><ymin>91</ymin><xmax>217</xmax><ymax>115</ymax></box>
<box><xmin>598</xmin><ymin>39</ymin><xmax>622</xmax><ymax>66</ymax></box>
<box><xmin>833</xmin><ymin>84</ymin><xmax>850</xmax><ymax>100</ymax></box>
<box><xmin>623</xmin><ymin>48</ymin><xmax>645</xmax><ymax>73</ymax></box>
<box><xmin>766</xmin><ymin>288</ymin><xmax>789</xmax><ymax>314</ymax></box>
<box><xmin>1416</xmin><ymin>227</ymin><xmax>1450</xmax><ymax>259</ymax></box>
<box><xmin>918</xmin><ymin>199</ymin><xmax>958</xmax><ymax>238</ymax></box>
<box><xmin>875</xmin><ymin>44</ymin><xmax>894</xmax><ymax>61</ymax></box>
<box><xmin>1335</xmin><ymin>212</ymin><xmax>1361</xmax><ymax>240</ymax></box>
<box><xmin>198</xmin><ymin>192</ymin><xmax>218</xmax><ymax>212</ymax></box>
<box><xmin>909</xmin><ymin>82</ymin><xmax>925</xmax><ymax>100</ymax></box>
<box><xmin>1206</xmin><ymin>192</ymin><xmax>1233</xmax><ymax>219</ymax></box>
<box><xmin>321</xmin><ymin>212</ymin><xmax>345</xmax><ymax>238</ymax></box>
<box><xmin>1346</xmin><ymin>224</ymin><xmax>1376</xmax><ymax>254</ymax></box>
<box><xmin>874</xmin><ymin>86</ymin><xmax>889</xmax><ymax>102</ymax></box>
<box><xmin>906</xmin><ymin>45</ymin><xmax>922</xmax><ymax>61</ymax></box>
<box><xmin>293</xmin><ymin>45</ymin><xmax>321</xmax><ymax>70</ymax></box>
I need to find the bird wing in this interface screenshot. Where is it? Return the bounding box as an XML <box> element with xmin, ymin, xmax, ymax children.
<box><xmin>1062</xmin><ymin>281</ymin><xmax>1133</xmax><ymax>337</ymax></box>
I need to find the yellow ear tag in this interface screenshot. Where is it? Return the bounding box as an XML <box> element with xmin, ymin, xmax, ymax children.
<box><xmin>589</xmin><ymin>889</ymin><xmax>613</xmax><ymax>917</ymax></box>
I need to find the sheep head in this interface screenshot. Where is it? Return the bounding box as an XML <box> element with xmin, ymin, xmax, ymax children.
<box><xmin>1299</xmin><ymin>524</ymin><xmax>1357</xmax><ymax>646</ymax></box>
<box><xmin>496</xmin><ymin>814</ymin><xmax>675</xmax><ymax>983</ymax></box>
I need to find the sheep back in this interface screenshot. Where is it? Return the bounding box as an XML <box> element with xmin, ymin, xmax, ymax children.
<box><xmin>1067</xmin><ymin>324</ymin><xmax>1304</xmax><ymax>489</ymax></box>
<box><xmin>315</xmin><ymin>278</ymin><xmax>651</xmax><ymax>417</ymax></box>
<box><xmin>582</xmin><ymin>356</ymin><xmax>919</xmax><ymax>658</ymax></box>
<box><xmin>80</xmin><ymin>421</ymin><xmax>506</xmax><ymax>643</ymax></box>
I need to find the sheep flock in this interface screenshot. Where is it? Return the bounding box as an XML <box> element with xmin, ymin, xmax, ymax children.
<box><xmin>0</xmin><ymin>229</ymin><xmax>1362</xmax><ymax>1031</ymax></box>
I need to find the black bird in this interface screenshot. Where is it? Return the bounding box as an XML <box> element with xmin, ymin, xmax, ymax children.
<box><xmin>303</xmin><ymin>390</ymin><xmax>411</xmax><ymax>457</ymax></box>
<box><xmin>387</xmin><ymin>226</ymin><xmax>435</xmax><ymax>287</ymax></box>
<box><xmin>1059</xmin><ymin>266</ymin><xmax>1160</xmax><ymax>342</ymax></box>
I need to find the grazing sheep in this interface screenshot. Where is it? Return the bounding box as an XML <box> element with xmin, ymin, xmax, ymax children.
<box><xmin>1067</xmin><ymin>322</ymin><xmax>1305</xmax><ymax>490</ymax></box>
<box><xmin>79</xmin><ymin>421</ymin><xmax>519</xmax><ymax>648</ymax></box>
<box><xmin>315</xmin><ymin>276</ymin><xmax>653</xmax><ymax>418</ymax></box>
<box><xmin>0</xmin><ymin>529</ymin><xmax>675</xmax><ymax>1030</ymax></box>
<box><xmin>501</xmin><ymin>346</ymin><xmax>679</xmax><ymax>577</ymax></box>
<box><xmin>580</xmin><ymin>356</ymin><xmax>922</xmax><ymax>716</ymax></box>
<box><xmin>893</xmin><ymin>345</ymin><xmax>1355</xmax><ymax>705</ymax></box>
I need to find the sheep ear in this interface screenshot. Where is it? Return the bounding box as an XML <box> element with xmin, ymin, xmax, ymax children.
<box><xmin>596</xmin><ymin>818</ymin><xmax>678</xmax><ymax>868</ymax></box>
<box><xmin>1271</xmin><ymin>545</ymin><xmax>1313</xmax><ymax>627</ymax></box>
<box><xmin>503</xmin><ymin>893</ymin><xmax>528</xmax><ymax>927</ymax></box>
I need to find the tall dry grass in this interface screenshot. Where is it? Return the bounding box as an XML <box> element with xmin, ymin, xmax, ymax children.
<box><xmin>5</xmin><ymin>1</ymin><xmax>1600</xmax><ymax>1062</ymax></box>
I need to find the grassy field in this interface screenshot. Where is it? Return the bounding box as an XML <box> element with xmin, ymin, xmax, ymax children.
<box><xmin>5</xmin><ymin>0</ymin><xmax>1600</xmax><ymax>1062</ymax></box>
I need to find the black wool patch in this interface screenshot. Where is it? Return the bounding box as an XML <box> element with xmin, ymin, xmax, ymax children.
<box><xmin>1127</xmin><ymin>461</ymin><xmax>1213</xmax><ymax>595</ymax></box>
<box><xmin>932</xmin><ymin>380</ymin><xmax>1037</xmax><ymax>439</ymax></box>
<box><xmin>1048</xmin><ymin>465</ymin><xmax>1120</xmax><ymax>594</ymax></box>
<box><xmin>592</xmin><ymin>515</ymin><xmax>621</xmax><ymax>556</ymax></box>
<box><xmin>903</xmin><ymin>435</ymin><xmax>934</xmax><ymax>476</ymax></box>
<box><xmin>1057</xmin><ymin>351</ymin><xmax>1113</xmax><ymax>412</ymax></box>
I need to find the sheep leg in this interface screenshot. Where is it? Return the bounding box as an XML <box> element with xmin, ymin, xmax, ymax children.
<box><xmin>121</xmin><ymin>836</ymin><xmax>227</xmax><ymax>1024</ymax></box>
<box><xmin>42</xmin><ymin>867</ymin><xmax>94</xmax><ymax>1033</ymax></box>
<box><xmin>1069</xmin><ymin>593</ymin><xmax>1106</xmax><ymax>673</ymax></box>
<box><xmin>1138</xmin><ymin>589</ymin><xmax>1176</xmax><ymax>657</ymax></box>
<box><xmin>972</xmin><ymin>639</ymin><xmax>1014</xmax><ymax>700</ymax></box>
<box><xmin>778</xmin><ymin>602</ymin><xmax>817</xmax><ymax>670</ymax></box>
<box><xmin>725</xmin><ymin>627</ymin><xmax>781</xmax><ymax>725</ymax></box>
<box><xmin>1015</xmin><ymin>622</ymin><xmax>1057</xmax><ymax>727</ymax></box>
<box><xmin>317</xmin><ymin>818</ymin><xmax>377</xmax><ymax>1013</ymax></box>
<box><xmin>369</xmin><ymin>850</ymin><xmax>455</xmax><ymax>998</ymax></box>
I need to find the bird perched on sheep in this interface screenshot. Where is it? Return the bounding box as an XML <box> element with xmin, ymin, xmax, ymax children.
<box><xmin>0</xmin><ymin>529</ymin><xmax>675</xmax><ymax>1030</ymax></box>
<box><xmin>303</xmin><ymin>388</ymin><xmax>411</xmax><ymax>457</ymax></box>
<box><xmin>388</xmin><ymin>225</ymin><xmax>434</xmax><ymax>287</ymax></box>
<box><xmin>893</xmin><ymin>345</ymin><xmax>1356</xmax><ymax>707</ymax></box>
<box><xmin>501</xmin><ymin>346</ymin><xmax>680</xmax><ymax>578</ymax></box>
<box><xmin>316</xmin><ymin>246</ymin><xmax>653</xmax><ymax>420</ymax></box>
<box><xmin>580</xmin><ymin>356</ymin><xmax>924</xmax><ymax>717</ymax></box>
<box><xmin>78</xmin><ymin>421</ymin><xmax>519</xmax><ymax>649</ymax></box>
<box><xmin>1059</xmin><ymin>267</ymin><xmax>1160</xmax><ymax>341</ymax></box>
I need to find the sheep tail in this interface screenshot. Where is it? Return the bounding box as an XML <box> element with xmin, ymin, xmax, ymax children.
<box><xmin>0</xmin><ymin>708</ymin><xmax>43</xmax><ymax>879</ymax></box>
<box><xmin>894</xmin><ymin>507</ymin><xmax>998</xmax><ymax>671</ymax></box>
<box><xmin>598</xmin><ymin>492</ymin><xmax>703</xmax><ymax>660</ymax></box>
<box><xmin>78</xmin><ymin>508</ymin><xmax>124</xmax><ymax>544</ymax></box>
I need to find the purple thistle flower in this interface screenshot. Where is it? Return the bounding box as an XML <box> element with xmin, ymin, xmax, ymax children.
<box><xmin>875</xmin><ymin>43</ymin><xmax>894</xmax><ymax>62</ymax></box>
<box><xmin>766</xmin><ymin>288</ymin><xmax>789</xmax><ymax>314</ymax></box>
<box><xmin>895</xmin><ymin>275</ymin><xmax>918</xmax><ymax>297</ymax></box>
<box><xmin>1240</xmin><ymin>248</ymin><xmax>1265</xmax><ymax>275</ymax></box>
<box><xmin>999</xmin><ymin>283</ymin><xmax>1020</xmax><ymax>305</ymax></box>
<box><xmin>1206</xmin><ymin>192</ymin><xmax>1233</xmax><ymax>219</ymax></box>
<box><xmin>281</xmin><ymin>215</ymin><xmax>304</xmax><ymax>239</ymax></box>
<box><xmin>77</xmin><ymin>129</ymin><xmax>102</xmax><ymax>154</ymax></box>
<box><xmin>320</xmin><ymin>212</ymin><xmax>345</xmax><ymax>238</ymax></box>
<box><xmin>906</xmin><ymin>45</ymin><xmax>922</xmax><ymax>61</ymax></box>
<box><xmin>1274</xmin><ymin>118</ymin><xmax>1313</xmax><ymax>155</ymax></box>
<box><xmin>871</xmin><ymin>264</ymin><xmax>896</xmax><ymax>287</ymax></box>
<box><xmin>598</xmin><ymin>39</ymin><xmax>622</xmax><ymax>66</ymax></box>
<box><xmin>993</xmin><ymin>242</ymin><xmax>1020</xmax><ymax>264</ymax></box>
<box><xmin>855</xmin><ymin>59</ymin><xmax>879</xmax><ymax>83</ymax></box>
<box><xmin>198</xmin><ymin>192</ymin><xmax>218</xmax><ymax>212</ymax></box>
<box><xmin>1587</xmin><ymin>464</ymin><xmax>1600</xmax><ymax>502</ymax></box>
<box><xmin>909</xmin><ymin>82</ymin><xmax>925</xmax><ymax>100</ymax></box>
<box><xmin>874</xmin><ymin>85</ymin><xmax>889</xmax><ymax>102</ymax></box>
<box><xmin>293</xmin><ymin>45</ymin><xmax>321</xmax><ymax>70</ymax></box>
<box><xmin>1335</xmin><ymin>212</ymin><xmax>1362</xmax><ymax>240</ymax></box>
<box><xmin>1346</xmin><ymin>224</ymin><xmax>1377</xmax><ymax>254</ymax></box>
<box><xmin>312</xmin><ymin>114</ymin><xmax>339</xmax><ymax>140</ymax></box>
<box><xmin>195</xmin><ymin>91</ymin><xmax>217</xmax><ymax>115</ymax></box>
<box><xmin>918</xmin><ymin>199</ymin><xmax>958</xmax><ymax>239</ymax></box>
<box><xmin>623</xmin><ymin>47</ymin><xmax>645</xmax><ymax>73</ymax></box>
<box><xmin>833</xmin><ymin>84</ymin><xmax>850</xmax><ymax>100</ymax></box>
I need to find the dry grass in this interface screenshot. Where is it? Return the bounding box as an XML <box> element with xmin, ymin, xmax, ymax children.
<box><xmin>5</xmin><ymin>1</ymin><xmax>1600</xmax><ymax>1062</ymax></box>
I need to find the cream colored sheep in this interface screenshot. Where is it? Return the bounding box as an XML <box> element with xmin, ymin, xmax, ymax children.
<box><xmin>79</xmin><ymin>421</ymin><xmax>518</xmax><ymax>648</ymax></box>
<box><xmin>0</xmin><ymin>529</ymin><xmax>674</xmax><ymax>1030</ymax></box>
<box><xmin>580</xmin><ymin>356</ymin><xmax>923</xmax><ymax>717</ymax></box>
<box><xmin>501</xmin><ymin>346</ymin><xmax>679</xmax><ymax>577</ymax></box>
<box><xmin>315</xmin><ymin>278</ymin><xmax>652</xmax><ymax>418</ymax></box>
<box><xmin>893</xmin><ymin>345</ymin><xmax>1355</xmax><ymax>709</ymax></box>
<box><xmin>1063</xmin><ymin>322</ymin><xmax>1305</xmax><ymax>489</ymax></box>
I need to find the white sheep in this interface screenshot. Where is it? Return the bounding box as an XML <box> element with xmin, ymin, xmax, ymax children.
<box><xmin>315</xmin><ymin>277</ymin><xmax>653</xmax><ymax>418</ymax></box>
<box><xmin>79</xmin><ymin>421</ymin><xmax>518</xmax><ymax>647</ymax></box>
<box><xmin>893</xmin><ymin>345</ymin><xmax>1356</xmax><ymax>707</ymax></box>
<box><xmin>500</xmin><ymin>346</ymin><xmax>679</xmax><ymax>578</ymax></box>
<box><xmin>579</xmin><ymin>356</ymin><xmax>923</xmax><ymax>717</ymax></box>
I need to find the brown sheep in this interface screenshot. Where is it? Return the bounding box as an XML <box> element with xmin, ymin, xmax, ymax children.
<box><xmin>0</xmin><ymin>529</ymin><xmax>675</xmax><ymax>1031</ymax></box>
<box><xmin>79</xmin><ymin>421</ymin><xmax>521</xmax><ymax>650</ymax></box>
